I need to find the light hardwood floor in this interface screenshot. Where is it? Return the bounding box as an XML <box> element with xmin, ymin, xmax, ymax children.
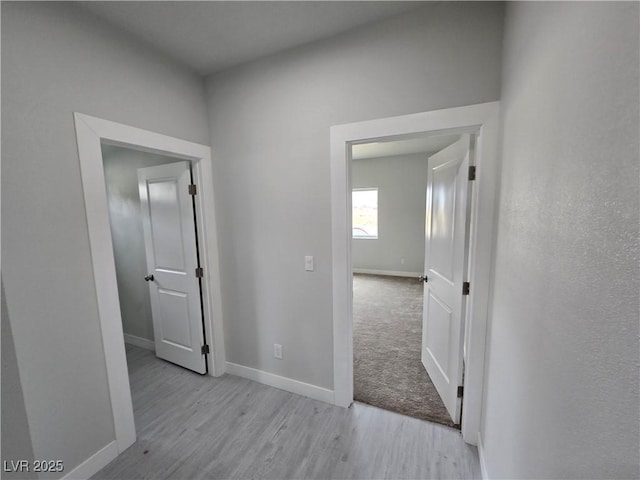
<box><xmin>93</xmin><ymin>345</ymin><xmax>481</xmax><ymax>479</ymax></box>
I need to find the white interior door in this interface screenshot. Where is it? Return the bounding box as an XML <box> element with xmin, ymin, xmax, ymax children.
<box><xmin>138</xmin><ymin>161</ymin><xmax>207</xmax><ymax>374</ymax></box>
<box><xmin>421</xmin><ymin>135</ymin><xmax>472</xmax><ymax>423</ymax></box>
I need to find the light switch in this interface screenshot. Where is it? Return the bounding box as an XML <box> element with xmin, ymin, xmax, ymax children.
<box><xmin>305</xmin><ymin>255</ymin><xmax>314</xmax><ymax>271</ymax></box>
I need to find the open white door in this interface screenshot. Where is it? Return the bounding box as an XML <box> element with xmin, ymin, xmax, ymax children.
<box><xmin>138</xmin><ymin>161</ymin><xmax>207</xmax><ymax>374</ymax></box>
<box><xmin>421</xmin><ymin>135</ymin><xmax>472</xmax><ymax>423</ymax></box>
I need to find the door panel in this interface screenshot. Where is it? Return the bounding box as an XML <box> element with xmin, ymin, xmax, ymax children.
<box><xmin>424</xmin><ymin>291</ymin><xmax>452</xmax><ymax>380</ymax></box>
<box><xmin>157</xmin><ymin>289</ymin><xmax>192</xmax><ymax>348</ymax></box>
<box><xmin>429</xmin><ymin>166</ymin><xmax>457</xmax><ymax>282</ymax></box>
<box><xmin>138</xmin><ymin>161</ymin><xmax>206</xmax><ymax>374</ymax></box>
<box><xmin>421</xmin><ymin>135</ymin><xmax>472</xmax><ymax>423</ymax></box>
<box><xmin>147</xmin><ymin>180</ymin><xmax>186</xmax><ymax>270</ymax></box>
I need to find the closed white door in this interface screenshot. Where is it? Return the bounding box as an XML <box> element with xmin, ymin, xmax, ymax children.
<box><xmin>138</xmin><ymin>161</ymin><xmax>207</xmax><ymax>374</ymax></box>
<box><xmin>421</xmin><ymin>135</ymin><xmax>472</xmax><ymax>423</ymax></box>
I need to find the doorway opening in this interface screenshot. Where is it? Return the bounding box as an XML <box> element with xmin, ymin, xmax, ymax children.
<box><xmin>74</xmin><ymin>113</ymin><xmax>225</xmax><ymax>456</ymax></box>
<box><xmin>350</xmin><ymin>132</ymin><xmax>468</xmax><ymax>428</ymax></box>
<box><xmin>330</xmin><ymin>102</ymin><xmax>500</xmax><ymax>444</ymax></box>
<box><xmin>101</xmin><ymin>144</ymin><xmax>209</xmax><ymax>375</ymax></box>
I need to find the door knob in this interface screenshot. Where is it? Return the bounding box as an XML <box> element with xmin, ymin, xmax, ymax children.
<box><xmin>144</xmin><ymin>274</ymin><xmax>154</xmax><ymax>282</ymax></box>
<box><xmin>418</xmin><ymin>274</ymin><xmax>428</xmax><ymax>283</ymax></box>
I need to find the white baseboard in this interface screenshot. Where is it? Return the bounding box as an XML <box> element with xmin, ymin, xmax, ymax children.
<box><xmin>123</xmin><ymin>333</ymin><xmax>155</xmax><ymax>351</ymax></box>
<box><xmin>225</xmin><ymin>362</ymin><xmax>334</xmax><ymax>404</ymax></box>
<box><xmin>477</xmin><ymin>432</ymin><xmax>489</xmax><ymax>480</ymax></box>
<box><xmin>353</xmin><ymin>268</ymin><xmax>421</xmax><ymax>278</ymax></box>
<box><xmin>62</xmin><ymin>440</ymin><xmax>118</xmax><ymax>480</ymax></box>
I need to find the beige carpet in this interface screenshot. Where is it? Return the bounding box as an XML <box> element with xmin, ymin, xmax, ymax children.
<box><xmin>353</xmin><ymin>274</ymin><xmax>456</xmax><ymax>428</ymax></box>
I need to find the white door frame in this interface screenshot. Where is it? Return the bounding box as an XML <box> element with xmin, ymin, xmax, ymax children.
<box><xmin>74</xmin><ymin>113</ymin><xmax>226</xmax><ymax>454</ymax></box>
<box><xmin>330</xmin><ymin>102</ymin><xmax>500</xmax><ymax>444</ymax></box>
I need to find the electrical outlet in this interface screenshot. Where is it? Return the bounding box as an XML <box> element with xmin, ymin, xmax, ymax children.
<box><xmin>273</xmin><ymin>344</ymin><xmax>283</xmax><ymax>359</ymax></box>
<box><xmin>400</xmin><ymin>257</ymin><xmax>406</xmax><ymax>265</ymax></box>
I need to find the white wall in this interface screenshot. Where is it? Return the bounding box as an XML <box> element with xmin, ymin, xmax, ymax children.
<box><xmin>1</xmin><ymin>2</ymin><xmax>209</xmax><ymax>476</ymax></box>
<box><xmin>102</xmin><ymin>145</ymin><xmax>181</xmax><ymax>344</ymax></box>
<box><xmin>481</xmin><ymin>2</ymin><xmax>639</xmax><ymax>478</ymax></box>
<box><xmin>352</xmin><ymin>154</ymin><xmax>429</xmax><ymax>275</ymax></box>
<box><xmin>206</xmin><ymin>2</ymin><xmax>504</xmax><ymax>389</ymax></box>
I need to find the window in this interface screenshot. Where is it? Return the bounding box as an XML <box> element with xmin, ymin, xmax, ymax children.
<box><xmin>352</xmin><ymin>188</ymin><xmax>378</xmax><ymax>239</ymax></box>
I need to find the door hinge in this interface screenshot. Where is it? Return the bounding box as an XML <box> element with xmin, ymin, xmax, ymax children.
<box><xmin>457</xmin><ymin>386</ymin><xmax>464</xmax><ymax>398</ymax></box>
<box><xmin>188</xmin><ymin>184</ymin><xmax>197</xmax><ymax>195</ymax></box>
<box><xmin>468</xmin><ymin>166</ymin><xmax>476</xmax><ymax>181</ymax></box>
<box><xmin>201</xmin><ymin>344</ymin><xmax>210</xmax><ymax>355</ymax></box>
<box><xmin>462</xmin><ymin>281</ymin><xmax>470</xmax><ymax>295</ymax></box>
<box><xmin>195</xmin><ymin>267</ymin><xmax>204</xmax><ymax>278</ymax></box>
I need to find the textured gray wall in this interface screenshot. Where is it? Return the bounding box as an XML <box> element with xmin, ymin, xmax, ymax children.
<box><xmin>482</xmin><ymin>2</ymin><xmax>640</xmax><ymax>478</ymax></box>
<box><xmin>352</xmin><ymin>154</ymin><xmax>429</xmax><ymax>275</ymax></box>
<box><xmin>1</xmin><ymin>2</ymin><xmax>209</xmax><ymax>475</ymax></box>
<box><xmin>206</xmin><ymin>2</ymin><xmax>504</xmax><ymax>389</ymax></box>
<box><xmin>102</xmin><ymin>145</ymin><xmax>181</xmax><ymax>344</ymax></box>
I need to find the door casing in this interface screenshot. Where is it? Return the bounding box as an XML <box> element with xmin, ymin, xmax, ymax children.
<box><xmin>74</xmin><ymin>113</ymin><xmax>226</xmax><ymax>454</ymax></box>
<box><xmin>330</xmin><ymin>102</ymin><xmax>500</xmax><ymax>444</ymax></box>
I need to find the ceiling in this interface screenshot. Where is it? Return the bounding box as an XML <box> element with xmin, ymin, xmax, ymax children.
<box><xmin>352</xmin><ymin>134</ymin><xmax>460</xmax><ymax>160</ymax></box>
<box><xmin>78</xmin><ymin>1</ymin><xmax>428</xmax><ymax>76</ymax></box>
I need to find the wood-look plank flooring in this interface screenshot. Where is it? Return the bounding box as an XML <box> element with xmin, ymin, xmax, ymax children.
<box><xmin>93</xmin><ymin>345</ymin><xmax>481</xmax><ymax>479</ymax></box>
